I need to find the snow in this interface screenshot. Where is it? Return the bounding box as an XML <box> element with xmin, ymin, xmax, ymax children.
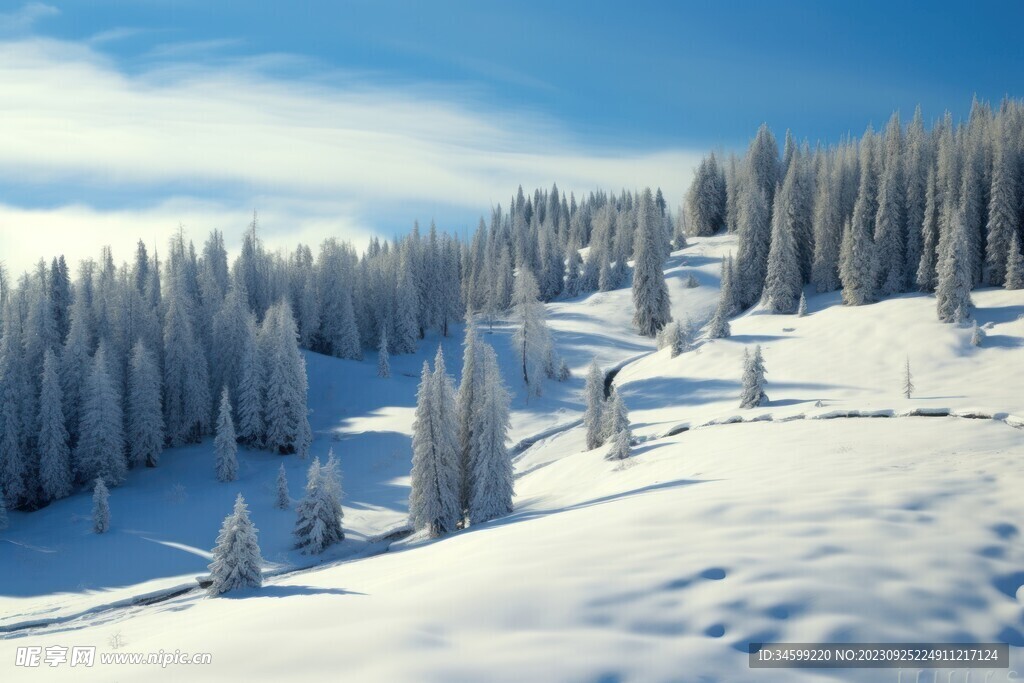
<box><xmin>3</xmin><ymin>234</ymin><xmax>1024</xmax><ymax>681</ymax></box>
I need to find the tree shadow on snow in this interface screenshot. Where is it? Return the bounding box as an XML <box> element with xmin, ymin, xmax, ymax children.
<box><xmin>220</xmin><ymin>584</ymin><xmax>365</xmax><ymax>600</ymax></box>
<box><xmin>973</xmin><ymin>303</ymin><xmax>1024</xmax><ymax>326</ymax></box>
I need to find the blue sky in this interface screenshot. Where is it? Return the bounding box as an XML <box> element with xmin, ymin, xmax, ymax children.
<box><xmin>1</xmin><ymin>0</ymin><xmax>1022</xmax><ymax>272</ymax></box>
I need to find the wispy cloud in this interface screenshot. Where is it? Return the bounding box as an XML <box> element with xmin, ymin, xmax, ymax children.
<box><xmin>0</xmin><ymin>2</ymin><xmax>58</xmax><ymax>35</ymax></box>
<box><xmin>0</xmin><ymin>35</ymin><xmax>702</xmax><ymax>275</ymax></box>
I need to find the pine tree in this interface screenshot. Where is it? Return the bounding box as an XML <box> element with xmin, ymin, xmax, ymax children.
<box><xmin>763</xmin><ymin>163</ymin><xmax>804</xmax><ymax>313</ymax></box>
<box><xmin>0</xmin><ymin>494</ymin><xmax>7</xmax><ymax>529</ymax></box>
<box><xmin>127</xmin><ymin>341</ymin><xmax>164</xmax><ymax>468</ymax></box>
<box><xmin>60</xmin><ymin>297</ymin><xmax>92</xmax><ymax>445</ymax></box>
<box><xmin>971</xmin><ymin>321</ymin><xmax>985</xmax><ymax>347</ymax></box>
<box><xmin>293</xmin><ymin>455</ymin><xmax>345</xmax><ymax>554</ymax></box>
<box><xmin>797</xmin><ymin>292</ymin><xmax>808</xmax><ymax>317</ymax></box>
<box><xmin>467</xmin><ymin>344</ymin><xmax>513</xmax><ymax>524</ymax></box>
<box><xmin>1005</xmin><ymin>232</ymin><xmax>1024</xmax><ymax>290</ymax></box>
<box><xmin>606</xmin><ymin>424</ymin><xmax>631</xmax><ymax>461</ymax></box>
<box><xmin>739</xmin><ymin>346</ymin><xmax>768</xmax><ymax>408</ymax></box>
<box><xmin>902</xmin><ymin>357</ymin><xmax>914</xmax><ymax>399</ymax></box>
<box><xmin>583</xmin><ymin>360</ymin><xmax>605</xmax><ymax>450</ymax></box>
<box><xmin>275</xmin><ymin>464</ymin><xmax>290</xmax><ymax>509</ymax></box>
<box><xmin>602</xmin><ymin>391</ymin><xmax>630</xmax><ymax>443</ymax></box>
<box><xmin>903</xmin><ymin>107</ymin><xmax>928</xmax><ymax>291</ymax></box>
<box><xmin>631</xmin><ymin>188</ymin><xmax>673</xmax><ymax>336</ymax></box>
<box><xmin>236</xmin><ymin>313</ymin><xmax>264</xmax><ymax>446</ymax></box>
<box><xmin>686</xmin><ymin>154</ymin><xmax>726</xmax><ymax>236</ymax></box>
<box><xmin>735</xmin><ymin>185</ymin><xmax>772</xmax><ymax>307</ymax></box>
<box><xmin>0</xmin><ymin>306</ymin><xmax>28</xmax><ymax>508</ymax></box>
<box><xmin>215</xmin><ymin>388</ymin><xmax>239</xmax><ymax>482</ymax></box>
<box><xmin>916</xmin><ymin>168</ymin><xmax>941</xmax><ymax>292</ymax></box>
<box><xmin>985</xmin><ymin>116</ymin><xmax>1019</xmax><ymax>286</ymax></box>
<box><xmin>511</xmin><ymin>269</ymin><xmax>553</xmax><ymax>398</ymax></box>
<box><xmin>261</xmin><ymin>302</ymin><xmax>312</xmax><ymax>456</ymax></box>
<box><xmin>935</xmin><ymin>207</ymin><xmax>974</xmax><ymax>324</ymax></box>
<box><xmin>456</xmin><ymin>320</ymin><xmax>484</xmax><ymax>511</ymax></box>
<box><xmin>408</xmin><ymin>357</ymin><xmax>461</xmax><ymax>537</ymax></box>
<box><xmin>37</xmin><ymin>349</ymin><xmax>72</xmax><ymax>501</ymax></box>
<box><xmin>75</xmin><ymin>344</ymin><xmax>127</xmax><ymax>487</ymax></box>
<box><xmin>208</xmin><ymin>494</ymin><xmax>263</xmax><ymax>595</ymax></box>
<box><xmin>163</xmin><ymin>290</ymin><xmax>211</xmax><ymax>445</ymax></box>
<box><xmin>874</xmin><ymin>113</ymin><xmax>906</xmax><ymax>296</ymax></box>
<box><xmin>377</xmin><ymin>328</ymin><xmax>391</xmax><ymax>378</ymax></box>
<box><xmin>92</xmin><ymin>478</ymin><xmax>110</xmax><ymax>534</ymax></box>
<box><xmin>841</xmin><ymin>130</ymin><xmax>880</xmax><ymax>305</ymax></box>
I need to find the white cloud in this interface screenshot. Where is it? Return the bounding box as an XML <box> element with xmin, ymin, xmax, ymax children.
<box><xmin>0</xmin><ymin>36</ymin><xmax>703</xmax><ymax>275</ymax></box>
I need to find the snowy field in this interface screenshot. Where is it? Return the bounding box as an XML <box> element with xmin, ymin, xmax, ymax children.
<box><xmin>2</xmin><ymin>234</ymin><xmax>1024</xmax><ymax>681</ymax></box>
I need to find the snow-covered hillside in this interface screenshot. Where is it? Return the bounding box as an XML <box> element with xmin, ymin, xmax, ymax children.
<box><xmin>2</xmin><ymin>234</ymin><xmax>1023</xmax><ymax>682</ymax></box>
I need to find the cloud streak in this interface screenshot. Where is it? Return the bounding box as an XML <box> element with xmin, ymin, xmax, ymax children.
<box><xmin>0</xmin><ymin>35</ymin><xmax>702</xmax><ymax>275</ymax></box>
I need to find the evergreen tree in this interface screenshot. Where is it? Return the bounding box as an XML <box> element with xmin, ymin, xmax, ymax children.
<box><xmin>467</xmin><ymin>344</ymin><xmax>513</xmax><ymax>524</ymax></box>
<box><xmin>75</xmin><ymin>344</ymin><xmax>127</xmax><ymax>487</ymax></box>
<box><xmin>739</xmin><ymin>346</ymin><xmax>768</xmax><ymax>408</ymax></box>
<box><xmin>456</xmin><ymin>320</ymin><xmax>484</xmax><ymax>511</ymax></box>
<box><xmin>275</xmin><ymin>463</ymin><xmax>290</xmax><ymax>509</ymax></box>
<box><xmin>208</xmin><ymin>494</ymin><xmax>263</xmax><ymax>595</ymax></box>
<box><xmin>841</xmin><ymin>133</ymin><xmax>880</xmax><ymax>305</ymax></box>
<box><xmin>0</xmin><ymin>305</ymin><xmax>29</xmax><ymax>507</ymax></box>
<box><xmin>408</xmin><ymin>357</ymin><xmax>461</xmax><ymax>537</ymax></box>
<box><xmin>235</xmin><ymin>314</ymin><xmax>264</xmax><ymax>446</ymax></box>
<box><xmin>602</xmin><ymin>391</ymin><xmax>630</xmax><ymax>443</ymax></box>
<box><xmin>707</xmin><ymin>300</ymin><xmax>732</xmax><ymax>339</ymax></box>
<box><xmin>37</xmin><ymin>349</ymin><xmax>72</xmax><ymax>501</ymax></box>
<box><xmin>127</xmin><ymin>341</ymin><xmax>164</xmax><ymax>468</ymax></box>
<box><xmin>903</xmin><ymin>107</ymin><xmax>928</xmax><ymax>291</ymax></box>
<box><xmin>874</xmin><ymin>113</ymin><xmax>906</xmax><ymax>296</ymax></box>
<box><xmin>215</xmin><ymin>388</ymin><xmax>239</xmax><ymax>482</ymax></box>
<box><xmin>916</xmin><ymin>169</ymin><xmax>941</xmax><ymax>292</ymax></box>
<box><xmin>935</xmin><ymin>207</ymin><xmax>974</xmax><ymax>324</ymax></box>
<box><xmin>511</xmin><ymin>269</ymin><xmax>552</xmax><ymax>398</ymax></box>
<box><xmin>261</xmin><ymin>302</ymin><xmax>312</xmax><ymax>456</ymax></box>
<box><xmin>631</xmin><ymin>188</ymin><xmax>672</xmax><ymax>336</ymax></box>
<box><xmin>394</xmin><ymin>262</ymin><xmax>420</xmax><ymax>354</ymax></box>
<box><xmin>763</xmin><ymin>163</ymin><xmax>804</xmax><ymax>313</ymax></box>
<box><xmin>811</xmin><ymin>153</ymin><xmax>843</xmax><ymax>293</ymax></box>
<box><xmin>985</xmin><ymin>116</ymin><xmax>1019</xmax><ymax>286</ymax></box>
<box><xmin>606</xmin><ymin>424</ymin><xmax>631</xmax><ymax>461</ymax></box>
<box><xmin>903</xmin><ymin>357</ymin><xmax>914</xmax><ymax>398</ymax></box>
<box><xmin>163</xmin><ymin>289</ymin><xmax>211</xmax><ymax>445</ymax></box>
<box><xmin>1005</xmin><ymin>232</ymin><xmax>1024</xmax><ymax>290</ymax></box>
<box><xmin>92</xmin><ymin>478</ymin><xmax>110</xmax><ymax>534</ymax></box>
<box><xmin>583</xmin><ymin>360</ymin><xmax>605</xmax><ymax>450</ymax></box>
<box><xmin>686</xmin><ymin>154</ymin><xmax>726</xmax><ymax>236</ymax></box>
<box><xmin>797</xmin><ymin>292</ymin><xmax>808</xmax><ymax>317</ymax></box>
<box><xmin>971</xmin><ymin>320</ymin><xmax>985</xmax><ymax>347</ymax></box>
<box><xmin>735</xmin><ymin>185</ymin><xmax>772</xmax><ymax>307</ymax></box>
<box><xmin>377</xmin><ymin>328</ymin><xmax>391</xmax><ymax>378</ymax></box>
<box><xmin>293</xmin><ymin>456</ymin><xmax>345</xmax><ymax>554</ymax></box>
<box><xmin>60</xmin><ymin>296</ymin><xmax>92</xmax><ymax>445</ymax></box>
<box><xmin>0</xmin><ymin>494</ymin><xmax>7</xmax><ymax>529</ymax></box>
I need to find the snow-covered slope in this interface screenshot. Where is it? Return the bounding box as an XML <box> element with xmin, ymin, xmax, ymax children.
<box><xmin>3</xmin><ymin>234</ymin><xmax>1023</xmax><ymax>682</ymax></box>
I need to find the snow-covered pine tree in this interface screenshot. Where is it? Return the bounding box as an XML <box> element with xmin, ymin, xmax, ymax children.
<box><xmin>916</xmin><ymin>168</ymin><xmax>941</xmax><ymax>292</ymax></box>
<box><xmin>293</xmin><ymin>455</ymin><xmax>345</xmax><ymax>554</ymax></box>
<box><xmin>903</xmin><ymin>357</ymin><xmax>914</xmax><ymax>399</ymax></box>
<box><xmin>467</xmin><ymin>344</ymin><xmax>513</xmax><ymax>525</ymax></box>
<box><xmin>874</xmin><ymin>113</ymin><xmax>906</xmax><ymax>296</ymax></box>
<box><xmin>841</xmin><ymin>132</ymin><xmax>880</xmax><ymax>306</ymax></box>
<box><xmin>37</xmin><ymin>349</ymin><xmax>72</xmax><ymax>501</ymax></box>
<box><xmin>903</xmin><ymin>107</ymin><xmax>928</xmax><ymax>291</ymax></box>
<box><xmin>75</xmin><ymin>343</ymin><xmax>127</xmax><ymax>487</ymax></box>
<box><xmin>811</xmin><ymin>153</ymin><xmax>842</xmax><ymax>293</ymax></box>
<box><xmin>631</xmin><ymin>188</ymin><xmax>672</xmax><ymax>336</ymax></box>
<box><xmin>797</xmin><ymin>292</ymin><xmax>808</xmax><ymax>317</ymax></box>
<box><xmin>935</xmin><ymin>207</ymin><xmax>974</xmax><ymax>324</ymax></box>
<box><xmin>606</xmin><ymin>424</ymin><xmax>631</xmax><ymax>461</ymax></box>
<box><xmin>557</xmin><ymin>358</ymin><xmax>571</xmax><ymax>381</ymax></box>
<box><xmin>275</xmin><ymin>464</ymin><xmax>290</xmax><ymax>509</ymax></box>
<box><xmin>235</xmin><ymin>313</ymin><xmax>264</xmax><ymax>446</ymax></box>
<box><xmin>763</xmin><ymin>162</ymin><xmax>804</xmax><ymax>313</ymax></box>
<box><xmin>377</xmin><ymin>327</ymin><xmax>390</xmax><ymax>378</ymax></box>
<box><xmin>394</xmin><ymin>261</ymin><xmax>420</xmax><ymax>354</ymax></box>
<box><xmin>984</xmin><ymin>115</ymin><xmax>1019</xmax><ymax>286</ymax></box>
<box><xmin>583</xmin><ymin>360</ymin><xmax>605</xmax><ymax>450</ymax></box>
<box><xmin>215</xmin><ymin>388</ymin><xmax>239</xmax><ymax>482</ymax></box>
<box><xmin>686</xmin><ymin>154</ymin><xmax>726</xmax><ymax>236</ymax></box>
<box><xmin>734</xmin><ymin>185</ymin><xmax>772</xmax><ymax>307</ymax></box>
<box><xmin>59</xmin><ymin>296</ymin><xmax>92</xmax><ymax>446</ymax></box>
<box><xmin>1005</xmin><ymin>232</ymin><xmax>1024</xmax><ymax>290</ymax></box>
<box><xmin>739</xmin><ymin>346</ymin><xmax>769</xmax><ymax>408</ymax></box>
<box><xmin>261</xmin><ymin>302</ymin><xmax>312</xmax><ymax>456</ymax></box>
<box><xmin>208</xmin><ymin>494</ymin><xmax>263</xmax><ymax>595</ymax></box>
<box><xmin>163</xmin><ymin>288</ymin><xmax>211</xmax><ymax>445</ymax></box>
<box><xmin>510</xmin><ymin>269</ymin><xmax>553</xmax><ymax>398</ymax></box>
<box><xmin>564</xmin><ymin>241</ymin><xmax>583</xmax><ymax>297</ymax></box>
<box><xmin>456</xmin><ymin>320</ymin><xmax>485</xmax><ymax>511</ymax></box>
<box><xmin>707</xmin><ymin>288</ymin><xmax>732</xmax><ymax>339</ymax></box>
<box><xmin>971</xmin><ymin>321</ymin><xmax>985</xmax><ymax>347</ymax></box>
<box><xmin>92</xmin><ymin>478</ymin><xmax>109</xmax><ymax>533</ymax></box>
<box><xmin>602</xmin><ymin>390</ymin><xmax>630</xmax><ymax>443</ymax></box>
<box><xmin>127</xmin><ymin>341</ymin><xmax>164</xmax><ymax>468</ymax></box>
<box><xmin>0</xmin><ymin>304</ymin><xmax>28</xmax><ymax>508</ymax></box>
<box><xmin>0</xmin><ymin>494</ymin><xmax>7</xmax><ymax>529</ymax></box>
<box><xmin>408</xmin><ymin>357</ymin><xmax>461</xmax><ymax>537</ymax></box>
